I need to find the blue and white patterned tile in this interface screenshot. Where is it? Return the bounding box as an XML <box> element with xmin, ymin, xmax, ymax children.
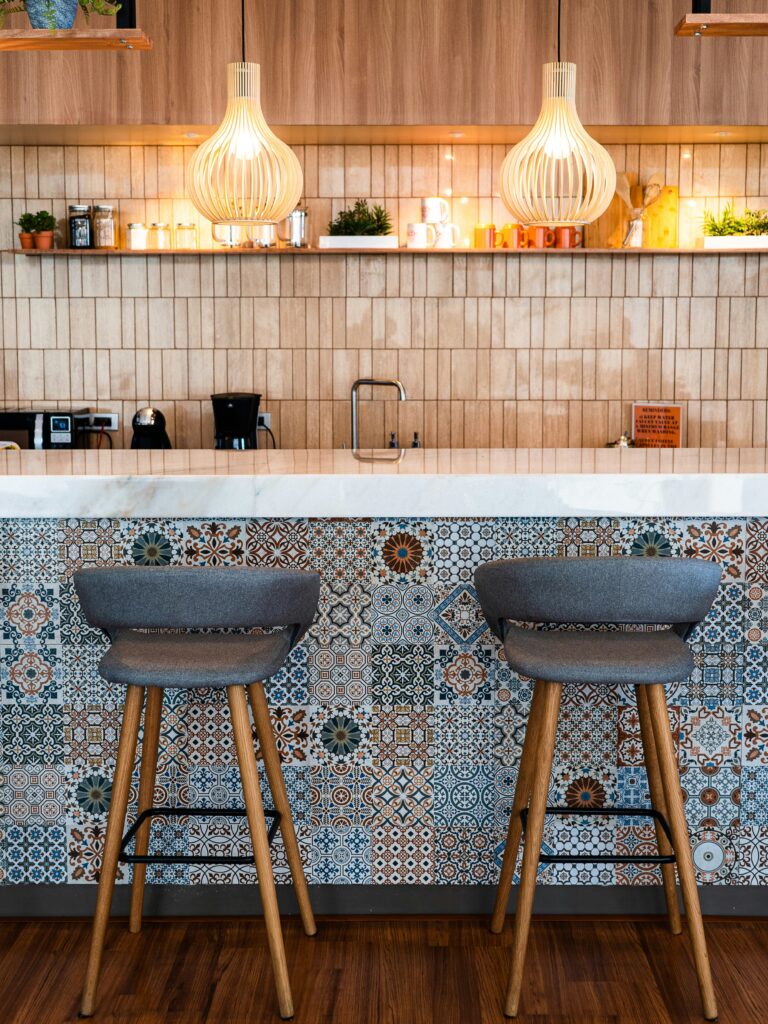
<box><xmin>1</xmin><ymin>643</ymin><xmax>64</xmax><ymax>705</ymax></box>
<box><xmin>309</xmin><ymin>764</ymin><xmax>374</xmax><ymax>826</ymax></box>
<box><xmin>5</xmin><ymin>823</ymin><xmax>67</xmax><ymax>884</ymax></box>
<box><xmin>496</xmin><ymin>517</ymin><xmax>558</xmax><ymax>559</ymax></box>
<box><xmin>309</xmin><ymin>580</ymin><xmax>371</xmax><ymax>647</ymax></box>
<box><xmin>434</xmin><ymin>705</ymin><xmax>494</xmax><ymax>764</ymax></box>
<box><xmin>1</xmin><ymin>519</ymin><xmax>60</xmax><ymax>583</ymax></box>
<box><xmin>433</xmin><ymin>762</ymin><xmax>495</xmax><ymax>827</ymax></box>
<box><xmin>618</xmin><ymin>518</ymin><xmax>685</xmax><ymax>558</ymax></box>
<box><xmin>117</xmin><ymin>519</ymin><xmax>184</xmax><ymax>566</ymax></box>
<box><xmin>432</xmin><ymin>519</ymin><xmax>497</xmax><ymax>585</ymax></box>
<box><xmin>1</xmin><ymin>581</ymin><xmax>60</xmax><ymax>644</ymax></box>
<box><xmin>311</xmin><ymin>825</ymin><xmax>370</xmax><ymax>883</ymax></box>
<box><xmin>305</xmin><ymin>641</ymin><xmax>370</xmax><ymax>705</ymax></box>
<box><xmin>556</xmin><ymin>517</ymin><xmax>622</xmax><ymax>558</ymax></box>
<box><xmin>1</xmin><ymin>704</ymin><xmax>64</xmax><ymax>763</ymax></box>
<box><xmin>539</xmin><ymin>816</ymin><xmax>617</xmax><ymax>886</ymax></box>
<box><xmin>267</xmin><ymin>643</ymin><xmax>310</xmax><ymax>704</ymax></box>
<box><xmin>434</xmin><ymin>825</ymin><xmax>501</xmax><ymax>884</ymax></box>
<box><xmin>741</xmin><ymin>765</ymin><xmax>768</xmax><ymax>826</ymax></box>
<box><xmin>432</xmin><ymin>584</ymin><xmax>489</xmax><ymax>645</ymax></box>
<box><xmin>678</xmin><ymin>704</ymin><xmax>741</xmax><ymax>769</ymax></box>
<box><xmin>434</xmin><ymin>642</ymin><xmax>495</xmax><ymax>704</ymax></box>
<box><xmin>6</xmin><ymin>765</ymin><xmax>65</xmax><ymax>824</ymax></box>
<box><xmin>371</xmin><ymin>520</ymin><xmax>436</xmax><ymax>585</ymax></box>
<box><xmin>309</xmin><ymin>519</ymin><xmax>369</xmax><ymax>582</ymax></box>
<box><xmin>308</xmin><ymin>704</ymin><xmax>374</xmax><ymax>767</ymax></box>
<box><xmin>370</xmin><ymin>765</ymin><xmax>433</xmax><ymax>827</ymax></box>
<box><xmin>681</xmin><ymin>765</ymin><xmax>741</xmax><ymax>829</ymax></box>
<box><xmin>370</xmin><ymin>643</ymin><xmax>433</xmax><ymax>705</ymax></box>
<box><xmin>245</xmin><ymin>518</ymin><xmax>310</xmax><ymax>569</ymax></box>
<box><xmin>735</xmin><ymin>824</ymin><xmax>768</xmax><ymax>882</ymax></box>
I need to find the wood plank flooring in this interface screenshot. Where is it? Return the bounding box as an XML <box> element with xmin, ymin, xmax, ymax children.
<box><xmin>0</xmin><ymin>915</ymin><xmax>766</xmax><ymax>1024</ymax></box>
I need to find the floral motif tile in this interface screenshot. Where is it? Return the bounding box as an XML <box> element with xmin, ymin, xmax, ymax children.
<box><xmin>433</xmin><ymin>763</ymin><xmax>495</xmax><ymax>827</ymax></box>
<box><xmin>180</xmin><ymin>520</ymin><xmax>246</xmax><ymax>566</ymax></box>
<box><xmin>679</xmin><ymin>705</ymin><xmax>741</xmax><ymax>769</ymax></box>
<box><xmin>306</xmin><ymin>641</ymin><xmax>370</xmax><ymax>705</ymax></box>
<box><xmin>682</xmin><ymin>520</ymin><xmax>747</xmax><ymax>581</ymax></box>
<box><xmin>615</xmin><ymin>766</ymin><xmax>650</xmax><ymax>813</ymax></box>
<box><xmin>491</xmin><ymin>705</ymin><xmax>526</xmax><ymax>767</ymax></box>
<box><xmin>309</xmin><ymin>519</ymin><xmax>369</xmax><ymax>582</ymax></box>
<box><xmin>246</xmin><ymin>519</ymin><xmax>310</xmax><ymax>569</ymax></box>
<box><xmin>370</xmin><ymin>765</ymin><xmax>433</xmax><ymax>826</ymax></box>
<box><xmin>372</xmin><ymin>520</ymin><xmax>435</xmax><ymax>585</ymax></box>
<box><xmin>309</xmin><ymin>704</ymin><xmax>374</xmax><ymax>766</ymax></box>
<box><xmin>556</xmin><ymin>691</ymin><xmax>617</xmax><ymax>766</ymax></box>
<box><xmin>434</xmin><ymin>705</ymin><xmax>493</xmax><ymax>764</ymax></box>
<box><xmin>267</xmin><ymin>644</ymin><xmax>310</xmax><ymax>704</ymax></box>
<box><xmin>56</xmin><ymin>518</ymin><xmax>120</xmax><ymax>573</ymax></box>
<box><xmin>309</xmin><ymin>580</ymin><xmax>371</xmax><ymax>646</ymax></box>
<box><xmin>2</xmin><ymin>705</ymin><xmax>64</xmax><ymax>763</ymax></box>
<box><xmin>617</xmin><ymin>704</ymin><xmax>644</xmax><ymax>766</ymax></box>
<box><xmin>432</xmin><ymin>519</ymin><xmax>497</xmax><ymax>585</ymax></box>
<box><xmin>434</xmin><ymin>643</ymin><xmax>495</xmax><ymax>704</ymax></box>
<box><xmin>742</xmin><ymin>706</ymin><xmax>768</xmax><ymax>765</ymax></box>
<box><xmin>6</xmin><ymin>765</ymin><xmax>65</xmax><ymax>824</ymax></box>
<box><xmin>432</xmin><ymin>584</ymin><xmax>489</xmax><ymax>645</ymax></box>
<box><xmin>541</xmin><ymin>816</ymin><xmax>617</xmax><ymax>885</ymax></box>
<box><xmin>371</xmin><ymin>644</ymin><xmax>433</xmax><ymax>705</ymax></box>
<box><xmin>496</xmin><ymin>517</ymin><xmax>558</xmax><ymax>559</ymax></box>
<box><xmin>434</xmin><ymin>825</ymin><xmax>501</xmax><ymax>884</ymax></box>
<box><xmin>615</xmin><ymin>824</ymin><xmax>662</xmax><ymax>886</ymax></box>
<box><xmin>5</xmin><ymin>823</ymin><xmax>66</xmax><ymax>883</ymax></box>
<box><xmin>309</xmin><ymin>765</ymin><xmax>373</xmax><ymax>826</ymax></box>
<box><xmin>736</xmin><ymin>825</ymin><xmax>768</xmax><ymax>882</ymax></box>
<box><xmin>552</xmin><ymin>763</ymin><xmax>617</xmax><ymax>810</ymax></box>
<box><xmin>690</xmin><ymin>826</ymin><xmax>736</xmax><ymax>884</ymax></box>
<box><xmin>556</xmin><ymin>517</ymin><xmax>622</xmax><ymax>558</ymax></box>
<box><xmin>372</xmin><ymin>821</ymin><xmax>433</xmax><ymax>884</ymax></box>
<box><xmin>741</xmin><ymin>766</ymin><xmax>768</xmax><ymax>826</ymax></box>
<box><xmin>67</xmin><ymin>820</ymin><xmax>127</xmax><ymax>884</ymax></box>
<box><xmin>619</xmin><ymin>519</ymin><xmax>684</xmax><ymax>559</ymax></box>
<box><xmin>2</xmin><ymin>519</ymin><xmax>60</xmax><ymax>582</ymax></box>
<box><xmin>118</xmin><ymin>520</ymin><xmax>184</xmax><ymax>566</ymax></box>
<box><xmin>2</xmin><ymin>582</ymin><xmax>60</xmax><ymax>643</ymax></box>
<box><xmin>311</xmin><ymin>825</ymin><xmax>371</xmax><ymax>883</ymax></box>
<box><xmin>2</xmin><ymin>643</ymin><xmax>63</xmax><ymax>704</ymax></box>
<box><xmin>681</xmin><ymin>765</ymin><xmax>741</xmax><ymax>829</ymax></box>
<box><xmin>746</xmin><ymin>519</ymin><xmax>768</xmax><ymax>584</ymax></box>
<box><xmin>373</xmin><ymin>706</ymin><xmax>434</xmax><ymax>769</ymax></box>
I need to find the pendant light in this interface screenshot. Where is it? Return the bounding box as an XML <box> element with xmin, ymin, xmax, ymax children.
<box><xmin>188</xmin><ymin>2</ymin><xmax>302</xmax><ymax>240</ymax></box>
<box><xmin>499</xmin><ymin>0</ymin><xmax>616</xmax><ymax>227</ymax></box>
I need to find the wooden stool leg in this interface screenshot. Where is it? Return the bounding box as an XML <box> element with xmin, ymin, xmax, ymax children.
<box><xmin>80</xmin><ymin>684</ymin><xmax>145</xmax><ymax>1017</ymax></box>
<box><xmin>129</xmin><ymin>685</ymin><xmax>164</xmax><ymax>934</ymax></box>
<box><xmin>504</xmin><ymin>681</ymin><xmax>562</xmax><ymax>1019</ymax></box>
<box><xmin>636</xmin><ymin>685</ymin><xmax>682</xmax><ymax>935</ymax></box>
<box><xmin>248</xmin><ymin>682</ymin><xmax>316</xmax><ymax>937</ymax></box>
<box><xmin>491</xmin><ymin>680</ymin><xmax>546</xmax><ymax>934</ymax></box>
<box><xmin>228</xmin><ymin>685</ymin><xmax>294</xmax><ymax>1020</ymax></box>
<box><xmin>646</xmin><ymin>684</ymin><xmax>718</xmax><ymax>1022</ymax></box>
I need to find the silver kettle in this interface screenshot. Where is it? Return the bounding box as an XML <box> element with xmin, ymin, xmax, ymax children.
<box><xmin>278</xmin><ymin>207</ymin><xmax>309</xmax><ymax>248</ymax></box>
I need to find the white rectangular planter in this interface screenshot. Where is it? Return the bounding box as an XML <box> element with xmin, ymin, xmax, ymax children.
<box><xmin>703</xmin><ymin>235</ymin><xmax>768</xmax><ymax>250</ymax></box>
<box><xmin>318</xmin><ymin>235</ymin><xmax>399</xmax><ymax>250</ymax></box>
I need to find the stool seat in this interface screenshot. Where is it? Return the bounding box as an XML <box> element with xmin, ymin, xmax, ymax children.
<box><xmin>504</xmin><ymin>625</ymin><xmax>694</xmax><ymax>686</ymax></box>
<box><xmin>99</xmin><ymin>630</ymin><xmax>294</xmax><ymax>688</ymax></box>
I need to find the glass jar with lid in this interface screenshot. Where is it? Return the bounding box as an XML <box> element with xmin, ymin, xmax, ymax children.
<box><xmin>126</xmin><ymin>223</ymin><xmax>149</xmax><ymax>251</ymax></box>
<box><xmin>68</xmin><ymin>205</ymin><xmax>92</xmax><ymax>249</ymax></box>
<box><xmin>92</xmin><ymin>205</ymin><xmax>116</xmax><ymax>250</ymax></box>
<box><xmin>149</xmin><ymin>223</ymin><xmax>172</xmax><ymax>250</ymax></box>
<box><xmin>175</xmin><ymin>222</ymin><xmax>198</xmax><ymax>250</ymax></box>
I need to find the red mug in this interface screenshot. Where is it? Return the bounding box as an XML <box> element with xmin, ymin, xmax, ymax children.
<box><xmin>527</xmin><ymin>226</ymin><xmax>556</xmax><ymax>249</ymax></box>
<box><xmin>555</xmin><ymin>225</ymin><xmax>583</xmax><ymax>249</ymax></box>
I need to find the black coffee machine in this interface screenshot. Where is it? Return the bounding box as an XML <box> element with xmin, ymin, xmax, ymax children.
<box><xmin>131</xmin><ymin>407</ymin><xmax>172</xmax><ymax>449</ymax></box>
<box><xmin>211</xmin><ymin>393</ymin><xmax>261</xmax><ymax>450</ymax></box>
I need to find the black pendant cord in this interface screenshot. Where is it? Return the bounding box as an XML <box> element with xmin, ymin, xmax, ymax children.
<box><xmin>557</xmin><ymin>0</ymin><xmax>562</xmax><ymax>62</ymax></box>
<box><xmin>241</xmin><ymin>0</ymin><xmax>246</xmax><ymax>62</ymax></box>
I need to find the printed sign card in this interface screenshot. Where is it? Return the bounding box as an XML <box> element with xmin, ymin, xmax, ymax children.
<box><xmin>631</xmin><ymin>403</ymin><xmax>682</xmax><ymax>448</ymax></box>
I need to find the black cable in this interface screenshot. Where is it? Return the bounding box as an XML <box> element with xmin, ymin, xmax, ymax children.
<box><xmin>241</xmin><ymin>0</ymin><xmax>246</xmax><ymax>62</ymax></box>
<box><xmin>258</xmin><ymin>425</ymin><xmax>277</xmax><ymax>449</ymax></box>
<box><xmin>557</xmin><ymin>0</ymin><xmax>562</xmax><ymax>62</ymax></box>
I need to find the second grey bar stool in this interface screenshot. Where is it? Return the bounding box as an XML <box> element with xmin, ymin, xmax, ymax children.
<box><xmin>475</xmin><ymin>556</ymin><xmax>721</xmax><ymax>1021</ymax></box>
<box><xmin>74</xmin><ymin>565</ymin><xmax>320</xmax><ymax>1021</ymax></box>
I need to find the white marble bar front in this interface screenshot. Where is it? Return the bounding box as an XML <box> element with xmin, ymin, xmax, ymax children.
<box><xmin>0</xmin><ymin>448</ymin><xmax>767</xmax><ymax>519</ymax></box>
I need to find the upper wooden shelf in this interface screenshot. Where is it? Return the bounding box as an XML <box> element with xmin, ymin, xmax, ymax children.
<box><xmin>2</xmin><ymin>247</ymin><xmax>742</xmax><ymax>258</ymax></box>
<box><xmin>675</xmin><ymin>14</ymin><xmax>768</xmax><ymax>37</ymax></box>
<box><xmin>0</xmin><ymin>28</ymin><xmax>151</xmax><ymax>51</ymax></box>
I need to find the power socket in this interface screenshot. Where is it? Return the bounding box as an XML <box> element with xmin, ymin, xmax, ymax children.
<box><xmin>257</xmin><ymin>412</ymin><xmax>272</xmax><ymax>430</ymax></box>
<box><xmin>75</xmin><ymin>412</ymin><xmax>120</xmax><ymax>432</ymax></box>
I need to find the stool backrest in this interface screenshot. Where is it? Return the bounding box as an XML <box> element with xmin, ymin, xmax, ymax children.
<box><xmin>475</xmin><ymin>557</ymin><xmax>721</xmax><ymax>641</ymax></box>
<box><xmin>74</xmin><ymin>566</ymin><xmax>320</xmax><ymax>643</ymax></box>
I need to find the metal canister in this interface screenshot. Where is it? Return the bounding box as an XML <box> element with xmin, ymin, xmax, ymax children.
<box><xmin>277</xmin><ymin>207</ymin><xmax>309</xmax><ymax>248</ymax></box>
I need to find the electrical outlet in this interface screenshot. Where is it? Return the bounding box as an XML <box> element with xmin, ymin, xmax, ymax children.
<box><xmin>75</xmin><ymin>412</ymin><xmax>120</xmax><ymax>432</ymax></box>
<box><xmin>257</xmin><ymin>412</ymin><xmax>272</xmax><ymax>430</ymax></box>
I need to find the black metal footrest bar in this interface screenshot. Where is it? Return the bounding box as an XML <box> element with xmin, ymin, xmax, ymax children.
<box><xmin>118</xmin><ymin>806</ymin><xmax>281</xmax><ymax>866</ymax></box>
<box><xmin>520</xmin><ymin>806</ymin><xmax>676</xmax><ymax>865</ymax></box>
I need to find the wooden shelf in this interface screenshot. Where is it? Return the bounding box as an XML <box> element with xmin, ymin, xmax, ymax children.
<box><xmin>3</xmin><ymin>247</ymin><xmax>742</xmax><ymax>257</ymax></box>
<box><xmin>675</xmin><ymin>14</ymin><xmax>768</xmax><ymax>37</ymax></box>
<box><xmin>0</xmin><ymin>28</ymin><xmax>151</xmax><ymax>51</ymax></box>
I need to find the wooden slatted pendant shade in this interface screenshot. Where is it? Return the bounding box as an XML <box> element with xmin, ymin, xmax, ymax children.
<box><xmin>499</xmin><ymin>62</ymin><xmax>616</xmax><ymax>227</ymax></box>
<box><xmin>188</xmin><ymin>63</ymin><xmax>302</xmax><ymax>228</ymax></box>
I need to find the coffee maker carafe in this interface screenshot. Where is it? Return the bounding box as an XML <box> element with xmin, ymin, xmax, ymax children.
<box><xmin>211</xmin><ymin>393</ymin><xmax>261</xmax><ymax>450</ymax></box>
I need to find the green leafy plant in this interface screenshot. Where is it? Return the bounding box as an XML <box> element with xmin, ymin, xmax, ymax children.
<box><xmin>15</xmin><ymin>212</ymin><xmax>37</xmax><ymax>234</ymax></box>
<box><xmin>704</xmin><ymin>202</ymin><xmax>768</xmax><ymax>236</ymax></box>
<box><xmin>33</xmin><ymin>210</ymin><xmax>57</xmax><ymax>232</ymax></box>
<box><xmin>0</xmin><ymin>2</ymin><xmax>26</xmax><ymax>27</ymax></box>
<box><xmin>327</xmin><ymin>199</ymin><xmax>393</xmax><ymax>236</ymax></box>
<box><xmin>78</xmin><ymin>0</ymin><xmax>121</xmax><ymax>20</ymax></box>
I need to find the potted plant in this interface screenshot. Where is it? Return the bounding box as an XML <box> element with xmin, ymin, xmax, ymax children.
<box><xmin>32</xmin><ymin>209</ymin><xmax>56</xmax><ymax>250</ymax></box>
<box><xmin>703</xmin><ymin>203</ymin><xmax>768</xmax><ymax>250</ymax></box>
<box><xmin>0</xmin><ymin>0</ymin><xmax>121</xmax><ymax>30</ymax></box>
<box><xmin>16</xmin><ymin>212</ymin><xmax>36</xmax><ymax>249</ymax></box>
<box><xmin>319</xmin><ymin>199</ymin><xmax>398</xmax><ymax>250</ymax></box>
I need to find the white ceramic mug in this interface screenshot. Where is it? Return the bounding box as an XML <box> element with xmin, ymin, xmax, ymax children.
<box><xmin>407</xmin><ymin>222</ymin><xmax>437</xmax><ymax>248</ymax></box>
<box><xmin>420</xmin><ymin>196</ymin><xmax>451</xmax><ymax>224</ymax></box>
<box><xmin>434</xmin><ymin>222</ymin><xmax>460</xmax><ymax>249</ymax></box>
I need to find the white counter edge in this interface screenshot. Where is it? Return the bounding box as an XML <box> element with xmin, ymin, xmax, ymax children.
<box><xmin>0</xmin><ymin>473</ymin><xmax>765</xmax><ymax>518</ymax></box>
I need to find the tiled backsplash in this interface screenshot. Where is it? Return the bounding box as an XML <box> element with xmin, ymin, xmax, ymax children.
<box><xmin>0</xmin><ymin>143</ymin><xmax>767</xmax><ymax>449</ymax></box>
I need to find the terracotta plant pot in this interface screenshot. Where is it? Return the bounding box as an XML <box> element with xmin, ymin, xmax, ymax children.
<box><xmin>18</xmin><ymin>232</ymin><xmax>34</xmax><ymax>250</ymax></box>
<box><xmin>33</xmin><ymin>231</ymin><xmax>54</xmax><ymax>250</ymax></box>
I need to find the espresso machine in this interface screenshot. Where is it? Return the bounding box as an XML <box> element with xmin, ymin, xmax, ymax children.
<box><xmin>211</xmin><ymin>393</ymin><xmax>261</xmax><ymax>449</ymax></box>
<box><xmin>131</xmin><ymin>407</ymin><xmax>172</xmax><ymax>449</ymax></box>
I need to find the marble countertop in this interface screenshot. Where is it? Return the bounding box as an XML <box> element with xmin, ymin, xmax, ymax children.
<box><xmin>0</xmin><ymin>447</ymin><xmax>766</xmax><ymax>518</ymax></box>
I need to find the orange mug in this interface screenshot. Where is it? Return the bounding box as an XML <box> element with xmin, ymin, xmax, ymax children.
<box><xmin>555</xmin><ymin>225</ymin><xmax>583</xmax><ymax>249</ymax></box>
<box><xmin>527</xmin><ymin>226</ymin><xmax>556</xmax><ymax>249</ymax></box>
<box><xmin>474</xmin><ymin>223</ymin><xmax>503</xmax><ymax>249</ymax></box>
<box><xmin>502</xmin><ymin>223</ymin><xmax>528</xmax><ymax>249</ymax></box>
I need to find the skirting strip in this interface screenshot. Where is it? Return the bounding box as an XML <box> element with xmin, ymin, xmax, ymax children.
<box><xmin>0</xmin><ymin>884</ymin><xmax>765</xmax><ymax>918</ymax></box>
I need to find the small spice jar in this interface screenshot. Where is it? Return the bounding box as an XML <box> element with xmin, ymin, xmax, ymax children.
<box><xmin>175</xmin><ymin>222</ymin><xmax>198</xmax><ymax>249</ymax></box>
<box><xmin>149</xmin><ymin>223</ymin><xmax>172</xmax><ymax>250</ymax></box>
<box><xmin>92</xmin><ymin>205</ymin><xmax>116</xmax><ymax>250</ymax></box>
<box><xmin>126</xmin><ymin>223</ymin><xmax>149</xmax><ymax>251</ymax></box>
<box><xmin>68</xmin><ymin>205</ymin><xmax>92</xmax><ymax>249</ymax></box>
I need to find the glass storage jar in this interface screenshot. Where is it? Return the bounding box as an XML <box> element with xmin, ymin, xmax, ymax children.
<box><xmin>68</xmin><ymin>205</ymin><xmax>92</xmax><ymax>249</ymax></box>
<box><xmin>93</xmin><ymin>205</ymin><xmax>116</xmax><ymax>250</ymax></box>
<box><xmin>175</xmin><ymin>222</ymin><xmax>198</xmax><ymax>249</ymax></box>
<box><xmin>149</xmin><ymin>223</ymin><xmax>172</xmax><ymax>250</ymax></box>
<box><xmin>126</xmin><ymin>223</ymin><xmax>149</xmax><ymax>251</ymax></box>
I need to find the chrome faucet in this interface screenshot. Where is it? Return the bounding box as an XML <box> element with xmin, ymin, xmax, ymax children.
<box><xmin>350</xmin><ymin>378</ymin><xmax>406</xmax><ymax>449</ymax></box>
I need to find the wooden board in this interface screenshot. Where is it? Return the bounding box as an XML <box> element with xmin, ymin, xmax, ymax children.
<box><xmin>0</xmin><ymin>28</ymin><xmax>151</xmax><ymax>50</ymax></box>
<box><xmin>645</xmin><ymin>186</ymin><xmax>679</xmax><ymax>249</ymax></box>
<box><xmin>585</xmin><ymin>173</ymin><xmax>637</xmax><ymax>249</ymax></box>
<box><xmin>675</xmin><ymin>13</ymin><xmax>768</xmax><ymax>36</ymax></box>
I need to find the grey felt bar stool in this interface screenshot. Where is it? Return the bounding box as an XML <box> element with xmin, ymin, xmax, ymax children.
<box><xmin>475</xmin><ymin>556</ymin><xmax>721</xmax><ymax>1022</ymax></box>
<box><xmin>74</xmin><ymin>566</ymin><xmax>320</xmax><ymax>1021</ymax></box>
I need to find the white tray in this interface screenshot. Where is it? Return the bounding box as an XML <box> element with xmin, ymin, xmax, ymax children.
<box><xmin>318</xmin><ymin>235</ymin><xmax>399</xmax><ymax>250</ymax></box>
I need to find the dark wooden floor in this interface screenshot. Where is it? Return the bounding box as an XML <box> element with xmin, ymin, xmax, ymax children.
<box><xmin>1</xmin><ymin>915</ymin><xmax>766</xmax><ymax>1024</ymax></box>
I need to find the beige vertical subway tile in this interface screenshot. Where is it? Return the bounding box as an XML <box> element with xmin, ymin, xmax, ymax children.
<box><xmin>712</xmin><ymin>349</ymin><xmax>729</xmax><ymax>400</ymax></box>
<box><xmin>621</xmin><ymin>349</ymin><xmax>647</xmax><ymax>399</ymax></box>
<box><xmin>266</xmin><ymin>348</ymin><xmax>293</xmax><ymax>399</ymax></box>
<box><xmin>478</xmin><ymin>144</ymin><xmax>493</xmax><ymax>196</ymax></box>
<box><xmin>318</xmin><ymin>145</ymin><xmax>345</xmax><ymax>198</ymax></box>
<box><xmin>37</xmin><ymin>147</ymin><xmax>65</xmax><ymax>199</ymax></box>
<box><xmin>9</xmin><ymin>147</ymin><xmax>24</xmax><ymax>198</ymax></box>
<box><xmin>652</xmin><ymin>255</ymin><xmax>679</xmax><ymax>297</ymax></box>
<box><xmin>77</xmin><ymin>147</ymin><xmax>105</xmax><ymax>199</ymax></box>
<box><xmin>345</xmin><ymin>297</ymin><xmax>372</xmax><ymax>348</ymax></box>
<box><xmin>319</xmin><ymin>255</ymin><xmax>345</xmax><ymax>297</ymax></box>
<box><xmin>369</xmin><ymin>146</ymin><xmax>385</xmax><ymax>197</ymax></box>
<box><xmin>530</xmin><ymin>297</ymin><xmax>545</xmax><ymax>348</ymax></box>
<box><xmin>665</xmin><ymin>145</ymin><xmax>680</xmax><ymax>189</ymax></box>
<box><xmin>14</xmin><ymin>257</ymin><xmax>42</xmax><ymax>299</ymax></box>
<box><xmin>675</xmin><ymin>349</ymin><xmax>701</xmax><ymax>399</ymax></box>
<box><xmin>411</xmin><ymin>145</ymin><xmax>438</xmax><ymax>196</ymax></box>
<box><xmin>427</xmin><ymin>256</ymin><xmax>453</xmax><ymax>297</ymax></box>
<box><xmin>0</xmin><ymin>147</ymin><xmax>11</xmax><ymax>199</ymax></box>
<box><xmin>22</xmin><ymin>147</ymin><xmax>38</xmax><ymax>198</ymax></box>
<box><xmin>545</xmin><ymin>257</ymin><xmax>571</xmax><ymax>297</ymax></box>
<box><xmin>17</xmin><ymin>349</ymin><xmax>44</xmax><ymax>401</ymax></box>
<box><xmin>730</xmin><ymin>297</ymin><xmax>756</xmax><ymax>347</ymax></box>
<box><xmin>556</xmin><ymin>350</ymin><xmax>582</xmax><ymax>400</ymax></box>
<box><xmin>726</xmin><ymin>400</ymin><xmax>752</xmax><ymax>446</ymax></box>
<box><xmin>15</xmin><ymin>298</ymin><xmax>30</xmax><ymax>350</ymax></box>
<box><xmin>360</xmin><ymin>255</ymin><xmax>386</xmax><ymax>298</ymax></box>
<box><xmin>648</xmin><ymin>298</ymin><xmax>663</xmax><ymax>349</ymax></box>
<box><xmin>530</xmin><ymin>349</ymin><xmax>546</xmax><ymax>400</ymax></box>
<box><xmin>102</xmin><ymin>147</ymin><xmax>131</xmax><ymax>199</ymax></box>
<box><xmin>745</xmin><ymin>254</ymin><xmax>759</xmax><ymax>296</ymax></box>
<box><xmin>582</xmin><ymin>349</ymin><xmax>596</xmax><ymax>399</ymax></box>
<box><xmin>585</xmin><ymin>255</ymin><xmax>612</xmax><ymax>296</ymax></box>
<box><xmin>571</xmin><ymin>255</ymin><xmax>586</xmax><ymax>297</ymax></box>
<box><xmin>398</xmin><ymin>255</ymin><xmax>414</xmax><ymax>298</ymax></box>
<box><xmin>28</xmin><ymin>298</ymin><xmax>56</xmax><ymax>349</ymax></box>
<box><xmin>44</xmin><ymin>349</ymin><xmax>70</xmax><ymax>402</ymax></box>
<box><xmin>610</xmin><ymin>256</ymin><xmax>626</xmax><ymax>296</ymax></box>
<box><xmin>719</xmin><ymin>255</ymin><xmax>746</xmax><ymax>296</ymax></box>
<box><xmin>581</xmin><ymin>401</ymin><xmax>607</xmax><ymax>446</ymax></box>
<box><xmin>700</xmin><ymin>348</ymin><xmax>715</xmax><ymax>399</ymax></box>
<box><xmin>740</xmin><ymin>350</ymin><xmax>768</xmax><ymax>399</ymax></box>
<box><xmin>344</xmin><ymin>145</ymin><xmax>371</xmax><ymax>197</ymax></box>
<box><xmin>161</xmin><ymin>349</ymin><xmax>189</xmax><ymax>399</ymax></box>
<box><xmin>452</xmin><ymin>146</ymin><xmax>478</xmax><ymax>196</ymax></box>
<box><xmin>437</xmin><ymin>297</ymin><xmax>464</xmax><ymax>347</ymax></box>
<box><xmin>450</xmin><ymin>349</ymin><xmax>477</xmax><ymax>400</ymax></box>
<box><xmin>128</xmin><ymin>147</ymin><xmax>143</xmax><ymax>198</ymax></box>
<box><xmin>595</xmin><ymin>350</ymin><xmax>622</xmax><ymax>399</ymax></box>
<box><xmin>395</xmin><ymin>146</ymin><xmax>412</xmax><ymax>198</ymax></box>
<box><xmin>489</xmin><ymin>297</ymin><xmax>504</xmax><ymax>349</ymax></box>
<box><xmin>95</xmin><ymin>297</ymin><xmax>122</xmax><ymax>348</ymax></box>
<box><xmin>81</xmin><ymin>258</ymin><xmax>109</xmax><ymax>299</ymax></box>
<box><xmin>147</xmin><ymin>296</ymin><xmax>175</xmax><ymax>349</ymax></box>
<box><xmin>727</xmin><ymin>348</ymin><xmax>742</xmax><ymax>399</ymax></box>
<box><xmin>747</xmin><ymin>144</ymin><xmax>761</xmax><ymax>196</ymax></box>
<box><xmin>542</xmin><ymin>401</ymin><xmax>569</xmax><ymax>444</ymax></box>
<box><xmin>69</xmin><ymin>298</ymin><xmax>96</xmax><ymax>349</ymax></box>
<box><xmin>437</xmin><ymin>144</ymin><xmax>452</xmax><ymax>196</ymax></box>
<box><xmin>677</xmin><ymin>254</ymin><xmax>693</xmax><ymax>296</ymax></box>
<box><xmin>463</xmin><ymin>298</ymin><xmax>478</xmax><ymax>349</ymax></box>
<box><xmin>689</xmin><ymin>297</ymin><xmax>716</xmax><ymax>347</ymax></box>
<box><xmin>543</xmin><ymin>297</ymin><xmax>570</xmax><ymax>348</ymax></box>
<box><xmin>569</xmin><ymin>297</ymin><xmax>596</xmax><ymax>349</ymax></box>
<box><xmin>715</xmin><ymin>296</ymin><xmax>730</xmax><ymax>347</ymax></box>
<box><xmin>753</xmin><ymin>400</ymin><xmax>768</xmax><ymax>446</ymax></box>
<box><xmin>385</xmin><ymin>256</ymin><xmax>400</xmax><ymax>298</ymax></box>
<box><xmin>466</xmin><ymin>255</ymin><xmax>493</xmax><ymax>297</ymax></box>
<box><xmin>519</xmin><ymin>258</ymin><xmax>546</xmax><ymax>297</ymax></box>
<box><xmin>664</xmin><ymin>296</ymin><xmax>680</xmax><ymax>349</ymax></box>
<box><xmin>489</xmin><ymin>349</ymin><xmax>515</xmax><ymax>400</ymax></box>
<box><xmin>623</xmin><ymin>298</ymin><xmax>649</xmax><ymax>348</ymax></box>
<box><xmin>516</xmin><ymin>401</ymin><xmax>542</xmax><ymax>447</ymax></box>
<box><xmin>302</xmin><ymin>146</ymin><xmax>319</xmax><ymax>198</ymax></box>
<box><xmin>719</xmin><ymin>145</ymin><xmax>747</xmax><ymax>197</ymax></box>
<box><xmin>692</xmin><ymin>145</ymin><xmax>719</xmax><ymax>197</ymax></box>
<box><xmin>492</xmin><ymin>255</ymin><xmax>507</xmax><ymax>297</ymax></box>
<box><xmin>384</xmin><ymin>297</ymin><xmax>411</xmax><ymax>348</ymax></box>
<box><xmin>452</xmin><ymin>255</ymin><xmax>467</xmax><ymax>298</ymax></box>
<box><xmin>623</xmin><ymin>254</ymin><xmax>640</xmax><ymax>298</ymax></box>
